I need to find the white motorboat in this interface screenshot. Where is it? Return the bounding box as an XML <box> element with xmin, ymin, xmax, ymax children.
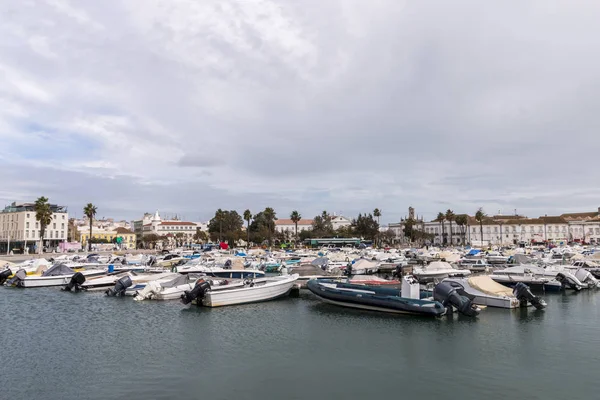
<box><xmin>413</xmin><ymin>261</ymin><xmax>470</xmax><ymax>282</ymax></box>
<box><xmin>346</xmin><ymin>259</ymin><xmax>379</xmax><ymax>275</ymax></box>
<box><xmin>181</xmin><ymin>274</ymin><xmax>299</xmax><ymax>307</ymax></box>
<box><xmin>442</xmin><ymin>276</ymin><xmax>546</xmax><ymax>309</ymax></box>
<box><xmin>485</xmin><ymin>251</ymin><xmax>509</xmax><ymax>264</ymax></box>
<box><xmin>8</xmin><ymin>264</ymin><xmax>105</xmax><ymax>288</ymax></box>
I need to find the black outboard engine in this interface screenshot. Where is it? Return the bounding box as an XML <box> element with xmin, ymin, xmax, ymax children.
<box><xmin>7</xmin><ymin>269</ymin><xmax>27</xmax><ymax>287</ymax></box>
<box><xmin>513</xmin><ymin>282</ymin><xmax>546</xmax><ymax>310</ymax></box>
<box><xmin>344</xmin><ymin>263</ymin><xmax>353</xmax><ymax>276</ymax></box>
<box><xmin>106</xmin><ymin>276</ymin><xmax>133</xmax><ymax>296</ymax></box>
<box><xmin>0</xmin><ymin>268</ymin><xmax>12</xmax><ymax>285</ymax></box>
<box><xmin>63</xmin><ymin>272</ymin><xmax>86</xmax><ymax>292</ymax></box>
<box><xmin>433</xmin><ymin>282</ymin><xmax>480</xmax><ymax>317</ymax></box>
<box><xmin>181</xmin><ymin>280</ymin><xmax>211</xmax><ymax>305</ymax></box>
<box><xmin>392</xmin><ymin>265</ymin><xmax>402</xmax><ymax>279</ymax></box>
<box><xmin>555</xmin><ymin>273</ymin><xmax>582</xmax><ymax>291</ymax></box>
<box><xmin>224</xmin><ymin>259</ymin><xmax>232</xmax><ymax>269</ymax></box>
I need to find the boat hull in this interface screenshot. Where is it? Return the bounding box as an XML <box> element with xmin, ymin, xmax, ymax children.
<box><xmin>201</xmin><ymin>275</ymin><xmax>298</xmax><ymax>307</ymax></box>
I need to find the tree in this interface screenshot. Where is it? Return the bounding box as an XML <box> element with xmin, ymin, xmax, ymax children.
<box><xmin>34</xmin><ymin>196</ymin><xmax>53</xmax><ymax>254</ymax></box>
<box><xmin>352</xmin><ymin>213</ymin><xmax>379</xmax><ymax>241</ymax></box>
<box><xmin>208</xmin><ymin>210</ymin><xmax>244</xmax><ymax>245</ymax></box>
<box><xmin>435</xmin><ymin>212</ymin><xmax>446</xmax><ymax>245</ymax></box>
<box><xmin>175</xmin><ymin>232</ymin><xmax>185</xmax><ymax>247</ymax></box>
<box><xmin>193</xmin><ymin>228</ymin><xmax>208</xmax><ymax>243</ymax></box>
<box><xmin>475</xmin><ymin>208</ymin><xmax>486</xmax><ymax>246</ymax></box>
<box><xmin>142</xmin><ymin>234</ymin><xmax>160</xmax><ymax>249</ymax></box>
<box><xmin>454</xmin><ymin>214</ymin><xmax>468</xmax><ymax>245</ymax></box>
<box><xmin>83</xmin><ymin>203</ymin><xmax>98</xmax><ymax>251</ymax></box>
<box><xmin>403</xmin><ymin>218</ymin><xmax>416</xmax><ymax>243</ymax></box>
<box><xmin>263</xmin><ymin>207</ymin><xmax>277</xmax><ymax>247</ymax></box>
<box><xmin>312</xmin><ymin>212</ymin><xmax>334</xmax><ymax>237</ymax></box>
<box><xmin>290</xmin><ymin>210</ymin><xmax>301</xmax><ymax>245</ymax></box>
<box><xmin>381</xmin><ymin>229</ymin><xmax>396</xmax><ymax>246</ymax></box>
<box><xmin>445</xmin><ymin>209</ymin><xmax>455</xmax><ymax>246</ymax></box>
<box><xmin>243</xmin><ymin>209</ymin><xmax>252</xmax><ymax>249</ymax></box>
<box><xmin>373</xmin><ymin>208</ymin><xmax>381</xmax><ymax>247</ymax></box>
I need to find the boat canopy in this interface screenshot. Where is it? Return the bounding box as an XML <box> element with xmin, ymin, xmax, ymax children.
<box><xmin>467</xmin><ymin>249</ymin><xmax>481</xmax><ymax>256</ymax></box>
<box><xmin>42</xmin><ymin>263</ymin><xmax>76</xmax><ymax>277</ymax></box>
<box><xmin>311</xmin><ymin>257</ymin><xmax>329</xmax><ymax>267</ymax></box>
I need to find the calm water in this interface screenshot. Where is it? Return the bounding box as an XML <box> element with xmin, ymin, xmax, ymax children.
<box><xmin>2</xmin><ymin>287</ymin><xmax>599</xmax><ymax>400</ymax></box>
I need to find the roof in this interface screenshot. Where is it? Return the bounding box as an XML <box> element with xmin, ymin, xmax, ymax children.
<box><xmin>159</xmin><ymin>221</ymin><xmax>197</xmax><ymax>226</ymax></box>
<box><xmin>560</xmin><ymin>211</ymin><xmax>600</xmax><ymax>221</ymax></box>
<box><xmin>275</xmin><ymin>219</ymin><xmax>313</xmax><ymax>226</ymax></box>
<box><xmin>114</xmin><ymin>227</ymin><xmax>134</xmax><ymax>234</ymax></box>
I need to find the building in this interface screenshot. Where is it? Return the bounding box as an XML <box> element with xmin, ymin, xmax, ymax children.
<box><xmin>275</xmin><ymin>219</ymin><xmax>313</xmax><ymax>235</ymax></box>
<box><xmin>132</xmin><ymin>213</ymin><xmax>154</xmax><ymax>246</ymax></box>
<box><xmin>141</xmin><ymin>211</ymin><xmax>198</xmax><ymax>246</ymax></box>
<box><xmin>390</xmin><ymin>207</ymin><xmax>600</xmax><ymax>246</ymax></box>
<box><xmin>79</xmin><ymin>227</ymin><xmax>137</xmax><ymax>250</ymax></box>
<box><xmin>331</xmin><ymin>215</ymin><xmax>352</xmax><ymax>230</ymax></box>
<box><xmin>0</xmin><ymin>201</ymin><xmax>69</xmax><ymax>254</ymax></box>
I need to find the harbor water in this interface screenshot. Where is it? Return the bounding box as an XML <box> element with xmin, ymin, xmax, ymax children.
<box><xmin>2</xmin><ymin>288</ymin><xmax>599</xmax><ymax>400</ymax></box>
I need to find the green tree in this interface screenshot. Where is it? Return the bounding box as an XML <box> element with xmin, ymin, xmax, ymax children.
<box><xmin>403</xmin><ymin>218</ymin><xmax>416</xmax><ymax>243</ymax></box>
<box><xmin>311</xmin><ymin>212</ymin><xmax>334</xmax><ymax>237</ymax></box>
<box><xmin>83</xmin><ymin>203</ymin><xmax>98</xmax><ymax>251</ymax></box>
<box><xmin>193</xmin><ymin>228</ymin><xmax>208</xmax><ymax>243</ymax></box>
<box><xmin>208</xmin><ymin>210</ymin><xmax>244</xmax><ymax>245</ymax></box>
<box><xmin>475</xmin><ymin>208</ymin><xmax>486</xmax><ymax>245</ymax></box>
<box><xmin>290</xmin><ymin>210</ymin><xmax>301</xmax><ymax>245</ymax></box>
<box><xmin>243</xmin><ymin>209</ymin><xmax>252</xmax><ymax>249</ymax></box>
<box><xmin>263</xmin><ymin>207</ymin><xmax>277</xmax><ymax>247</ymax></box>
<box><xmin>454</xmin><ymin>214</ymin><xmax>468</xmax><ymax>245</ymax></box>
<box><xmin>352</xmin><ymin>213</ymin><xmax>379</xmax><ymax>241</ymax></box>
<box><xmin>445</xmin><ymin>209</ymin><xmax>455</xmax><ymax>246</ymax></box>
<box><xmin>373</xmin><ymin>208</ymin><xmax>381</xmax><ymax>247</ymax></box>
<box><xmin>175</xmin><ymin>232</ymin><xmax>185</xmax><ymax>247</ymax></box>
<box><xmin>34</xmin><ymin>196</ymin><xmax>53</xmax><ymax>254</ymax></box>
<box><xmin>435</xmin><ymin>212</ymin><xmax>446</xmax><ymax>245</ymax></box>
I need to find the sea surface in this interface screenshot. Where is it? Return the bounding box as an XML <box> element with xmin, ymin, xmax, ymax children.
<box><xmin>2</xmin><ymin>286</ymin><xmax>599</xmax><ymax>400</ymax></box>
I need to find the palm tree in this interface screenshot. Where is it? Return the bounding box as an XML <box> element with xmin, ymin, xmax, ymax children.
<box><xmin>290</xmin><ymin>210</ymin><xmax>301</xmax><ymax>246</ymax></box>
<box><xmin>243</xmin><ymin>209</ymin><xmax>252</xmax><ymax>249</ymax></box>
<box><xmin>475</xmin><ymin>208</ymin><xmax>485</xmax><ymax>246</ymax></box>
<box><xmin>436</xmin><ymin>212</ymin><xmax>446</xmax><ymax>245</ymax></box>
<box><xmin>34</xmin><ymin>196</ymin><xmax>53</xmax><ymax>254</ymax></box>
<box><xmin>445</xmin><ymin>209</ymin><xmax>455</xmax><ymax>245</ymax></box>
<box><xmin>83</xmin><ymin>203</ymin><xmax>98</xmax><ymax>251</ymax></box>
<box><xmin>264</xmin><ymin>207</ymin><xmax>276</xmax><ymax>248</ymax></box>
<box><xmin>454</xmin><ymin>214</ymin><xmax>468</xmax><ymax>245</ymax></box>
<box><xmin>373</xmin><ymin>208</ymin><xmax>381</xmax><ymax>247</ymax></box>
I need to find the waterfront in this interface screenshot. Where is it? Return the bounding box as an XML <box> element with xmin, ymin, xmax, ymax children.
<box><xmin>2</xmin><ymin>287</ymin><xmax>599</xmax><ymax>400</ymax></box>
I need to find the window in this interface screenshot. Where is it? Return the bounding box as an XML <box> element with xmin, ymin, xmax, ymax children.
<box><xmin>62</xmin><ymin>223</ymin><xmax>65</xmax><ymax>229</ymax></box>
<box><xmin>50</xmin><ymin>231</ymin><xmax>53</xmax><ymax>239</ymax></box>
<box><xmin>530</xmin><ymin>227</ymin><xmax>534</xmax><ymax>232</ymax></box>
<box><xmin>36</xmin><ymin>222</ymin><xmax>39</xmax><ymax>228</ymax></box>
<box><xmin>62</xmin><ymin>215</ymin><xmax>65</xmax><ymax>220</ymax></box>
<box><xmin>61</xmin><ymin>231</ymin><xmax>64</xmax><ymax>238</ymax></box>
<box><xmin>589</xmin><ymin>228</ymin><xmax>594</xmax><ymax>234</ymax></box>
<box><xmin>26</xmin><ymin>230</ymin><xmax>29</xmax><ymax>238</ymax></box>
<box><xmin>53</xmin><ymin>223</ymin><xmax>56</xmax><ymax>229</ymax></box>
<box><xmin>26</xmin><ymin>222</ymin><xmax>29</xmax><ymax>228</ymax></box>
<box><xmin>27</xmin><ymin>213</ymin><xmax>30</xmax><ymax>218</ymax></box>
<box><xmin>596</xmin><ymin>228</ymin><xmax>600</xmax><ymax>235</ymax></box>
<box><xmin>494</xmin><ymin>227</ymin><xmax>498</xmax><ymax>233</ymax></box>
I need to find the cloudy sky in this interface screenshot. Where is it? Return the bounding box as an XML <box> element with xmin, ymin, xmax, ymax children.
<box><xmin>1</xmin><ymin>0</ymin><xmax>599</xmax><ymax>223</ymax></box>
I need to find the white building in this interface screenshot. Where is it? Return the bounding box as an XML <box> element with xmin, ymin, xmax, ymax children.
<box><xmin>0</xmin><ymin>201</ymin><xmax>69</xmax><ymax>253</ymax></box>
<box><xmin>331</xmin><ymin>215</ymin><xmax>352</xmax><ymax>230</ymax></box>
<box><xmin>142</xmin><ymin>211</ymin><xmax>198</xmax><ymax>243</ymax></box>
<box><xmin>275</xmin><ymin>219</ymin><xmax>313</xmax><ymax>235</ymax></box>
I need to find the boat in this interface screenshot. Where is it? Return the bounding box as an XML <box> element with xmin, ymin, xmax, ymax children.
<box><xmin>307</xmin><ymin>275</ymin><xmax>479</xmax><ymax>317</ymax></box>
<box><xmin>412</xmin><ymin>261</ymin><xmax>470</xmax><ymax>283</ymax></box>
<box><xmin>489</xmin><ymin>265</ymin><xmax>559</xmax><ymax>291</ymax></box>
<box><xmin>181</xmin><ymin>274</ymin><xmax>299</xmax><ymax>307</ymax></box>
<box><xmin>344</xmin><ymin>259</ymin><xmax>379</xmax><ymax>275</ymax></box>
<box><xmin>441</xmin><ymin>276</ymin><xmax>546</xmax><ymax>309</ymax></box>
<box><xmin>485</xmin><ymin>251</ymin><xmax>509</xmax><ymax>264</ymax></box>
<box><xmin>7</xmin><ymin>264</ymin><xmax>105</xmax><ymax>288</ymax></box>
<box><xmin>457</xmin><ymin>258</ymin><xmax>490</xmax><ymax>272</ymax></box>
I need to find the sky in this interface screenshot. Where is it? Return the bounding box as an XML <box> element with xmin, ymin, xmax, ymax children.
<box><xmin>1</xmin><ymin>0</ymin><xmax>600</xmax><ymax>224</ymax></box>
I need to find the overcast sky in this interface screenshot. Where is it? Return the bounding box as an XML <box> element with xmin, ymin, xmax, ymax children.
<box><xmin>1</xmin><ymin>0</ymin><xmax>599</xmax><ymax>223</ymax></box>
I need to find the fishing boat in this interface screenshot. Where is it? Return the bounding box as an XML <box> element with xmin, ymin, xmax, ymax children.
<box><xmin>7</xmin><ymin>264</ymin><xmax>105</xmax><ymax>288</ymax></box>
<box><xmin>441</xmin><ymin>276</ymin><xmax>546</xmax><ymax>309</ymax></box>
<box><xmin>307</xmin><ymin>275</ymin><xmax>478</xmax><ymax>317</ymax></box>
<box><xmin>181</xmin><ymin>274</ymin><xmax>299</xmax><ymax>307</ymax></box>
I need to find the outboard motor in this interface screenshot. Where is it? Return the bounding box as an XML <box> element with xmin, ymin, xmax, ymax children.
<box><xmin>7</xmin><ymin>269</ymin><xmax>27</xmax><ymax>287</ymax></box>
<box><xmin>392</xmin><ymin>265</ymin><xmax>402</xmax><ymax>279</ymax></box>
<box><xmin>574</xmin><ymin>269</ymin><xmax>599</xmax><ymax>289</ymax></box>
<box><xmin>0</xmin><ymin>268</ymin><xmax>12</xmax><ymax>285</ymax></box>
<box><xmin>556</xmin><ymin>272</ymin><xmax>583</xmax><ymax>291</ymax></box>
<box><xmin>181</xmin><ymin>280</ymin><xmax>211</xmax><ymax>305</ymax></box>
<box><xmin>63</xmin><ymin>272</ymin><xmax>86</xmax><ymax>292</ymax></box>
<box><xmin>433</xmin><ymin>281</ymin><xmax>480</xmax><ymax>317</ymax></box>
<box><xmin>343</xmin><ymin>263</ymin><xmax>353</xmax><ymax>276</ymax></box>
<box><xmin>513</xmin><ymin>282</ymin><xmax>546</xmax><ymax>310</ymax></box>
<box><xmin>224</xmin><ymin>259</ymin><xmax>232</xmax><ymax>269</ymax></box>
<box><xmin>106</xmin><ymin>275</ymin><xmax>133</xmax><ymax>296</ymax></box>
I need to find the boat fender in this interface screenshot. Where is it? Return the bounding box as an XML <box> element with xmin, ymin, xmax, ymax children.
<box><xmin>7</xmin><ymin>269</ymin><xmax>27</xmax><ymax>287</ymax></box>
<box><xmin>106</xmin><ymin>275</ymin><xmax>133</xmax><ymax>296</ymax></box>
<box><xmin>0</xmin><ymin>268</ymin><xmax>12</xmax><ymax>285</ymax></box>
<box><xmin>180</xmin><ymin>280</ymin><xmax>211</xmax><ymax>305</ymax></box>
<box><xmin>63</xmin><ymin>272</ymin><xmax>86</xmax><ymax>292</ymax></box>
<box><xmin>513</xmin><ymin>282</ymin><xmax>546</xmax><ymax>310</ymax></box>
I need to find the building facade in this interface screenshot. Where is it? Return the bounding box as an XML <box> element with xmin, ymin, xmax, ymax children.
<box><xmin>275</xmin><ymin>219</ymin><xmax>313</xmax><ymax>234</ymax></box>
<box><xmin>0</xmin><ymin>202</ymin><xmax>69</xmax><ymax>253</ymax></box>
<box><xmin>79</xmin><ymin>227</ymin><xmax>136</xmax><ymax>250</ymax></box>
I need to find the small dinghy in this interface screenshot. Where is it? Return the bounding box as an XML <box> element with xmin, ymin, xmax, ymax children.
<box><xmin>307</xmin><ymin>275</ymin><xmax>479</xmax><ymax>317</ymax></box>
<box><xmin>7</xmin><ymin>264</ymin><xmax>104</xmax><ymax>288</ymax></box>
